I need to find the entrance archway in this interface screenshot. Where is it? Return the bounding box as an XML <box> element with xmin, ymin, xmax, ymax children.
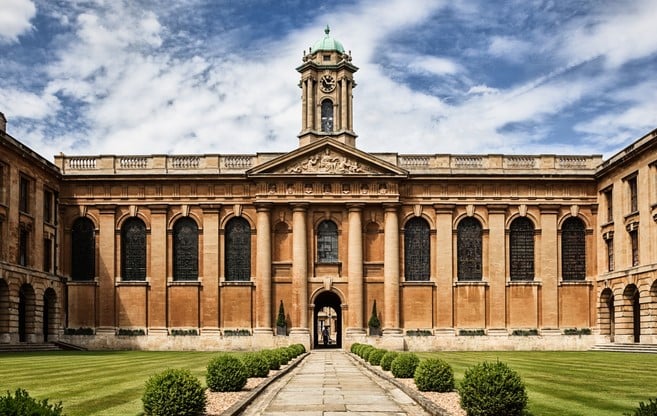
<box><xmin>600</xmin><ymin>288</ymin><xmax>615</xmax><ymax>343</ymax></box>
<box><xmin>313</xmin><ymin>291</ymin><xmax>342</xmax><ymax>349</ymax></box>
<box><xmin>624</xmin><ymin>284</ymin><xmax>640</xmax><ymax>343</ymax></box>
<box><xmin>43</xmin><ymin>288</ymin><xmax>57</xmax><ymax>342</ymax></box>
<box><xmin>19</xmin><ymin>284</ymin><xmax>35</xmax><ymax>343</ymax></box>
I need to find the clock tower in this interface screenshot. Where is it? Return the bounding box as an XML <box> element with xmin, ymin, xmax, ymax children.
<box><xmin>297</xmin><ymin>26</ymin><xmax>358</xmax><ymax>147</ymax></box>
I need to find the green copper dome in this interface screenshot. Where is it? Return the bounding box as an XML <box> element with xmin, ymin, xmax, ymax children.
<box><xmin>311</xmin><ymin>25</ymin><xmax>345</xmax><ymax>54</ymax></box>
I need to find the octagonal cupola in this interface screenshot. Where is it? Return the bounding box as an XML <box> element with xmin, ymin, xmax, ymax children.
<box><xmin>297</xmin><ymin>26</ymin><xmax>358</xmax><ymax>148</ymax></box>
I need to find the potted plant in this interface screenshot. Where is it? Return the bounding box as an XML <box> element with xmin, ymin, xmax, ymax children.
<box><xmin>368</xmin><ymin>300</ymin><xmax>382</xmax><ymax>336</ymax></box>
<box><xmin>276</xmin><ymin>300</ymin><xmax>287</xmax><ymax>335</ymax></box>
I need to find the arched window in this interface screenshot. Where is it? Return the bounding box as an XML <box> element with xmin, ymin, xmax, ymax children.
<box><xmin>562</xmin><ymin>217</ymin><xmax>586</xmax><ymax>280</ymax></box>
<box><xmin>317</xmin><ymin>220</ymin><xmax>338</xmax><ymax>263</ymax></box>
<box><xmin>404</xmin><ymin>217</ymin><xmax>430</xmax><ymax>281</ymax></box>
<box><xmin>173</xmin><ymin>217</ymin><xmax>198</xmax><ymax>281</ymax></box>
<box><xmin>321</xmin><ymin>99</ymin><xmax>333</xmax><ymax>132</ymax></box>
<box><xmin>510</xmin><ymin>217</ymin><xmax>534</xmax><ymax>281</ymax></box>
<box><xmin>225</xmin><ymin>217</ymin><xmax>251</xmax><ymax>281</ymax></box>
<box><xmin>121</xmin><ymin>217</ymin><xmax>146</xmax><ymax>281</ymax></box>
<box><xmin>457</xmin><ymin>217</ymin><xmax>482</xmax><ymax>281</ymax></box>
<box><xmin>71</xmin><ymin>217</ymin><xmax>95</xmax><ymax>280</ymax></box>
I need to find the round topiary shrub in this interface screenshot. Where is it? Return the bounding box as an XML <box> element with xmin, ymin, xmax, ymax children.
<box><xmin>350</xmin><ymin>343</ymin><xmax>361</xmax><ymax>354</ymax></box>
<box><xmin>390</xmin><ymin>353</ymin><xmax>420</xmax><ymax>378</ymax></box>
<box><xmin>414</xmin><ymin>358</ymin><xmax>455</xmax><ymax>392</ymax></box>
<box><xmin>260</xmin><ymin>349</ymin><xmax>281</xmax><ymax>370</ymax></box>
<box><xmin>0</xmin><ymin>388</ymin><xmax>64</xmax><ymax>416</ymax></box>
<box><xmin>380</xmin><ymin>351</ymin><xmax>399</xmax><ymax>371</ymax></box>
<box><xmin>240</xmin><ymin>352</ymin><xmax>270</xmax><ymax>378</ymax></box>
<box><xmin>275</xmin><ymin>347</ymin><xmax>291</xmax><ymax>365</ymax></box>
<box><xmin>361</xmin><ymin>345</ymin><xmax>375</xmax><ymax>360</ymax></box>
<box><xmin>368</xmin><ymin>348</ymin><xmax>387</xmax><ymax>366</ymax></box>
<box><xmin>142</xmin><ymin>369</ymin><xmax>206</xmax><ymax>416</ymax></box>
<box><xmin>206</xmin><ymin>354</ymin><xmax>248</xmax><ymax>392</ymax></box>
<box><xmin>459</xmin><ymin>361</ymin><xmax>528</xmax><ymax>416</ymax></box>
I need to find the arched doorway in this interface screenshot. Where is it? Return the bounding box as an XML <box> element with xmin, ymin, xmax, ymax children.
<box><xmin>600</xmin><ymin>288</ymin><xmax>615</xmax><ymax>343</ymax></box>
<box><xmin>43</xmin><ymin>288</ymin><xmax>57</xmax><ymax>342</ymax></box>
<box><xmin>313</xmin><ymin>291</ymin><xmax>342</xmax><ymax>349</ymax></box>
<box><xmin>624</xmin><ymin>284</ymin><xmax>640</xmax><ymax>343</ymax></box>
<box><xmin>18</xmin><ymin>284</ymin><xmax>36</xmax><ymax>343</ymax></box>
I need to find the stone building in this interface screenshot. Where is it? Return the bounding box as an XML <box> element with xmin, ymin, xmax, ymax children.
<box><xmin>1</xmin><ymin>29</ymin><xmax>656</xmax><ymax>351</ymax></box>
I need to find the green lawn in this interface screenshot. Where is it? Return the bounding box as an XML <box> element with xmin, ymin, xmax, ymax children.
<box><xmin>0</xmin><ymin>350</ymin><xmax>655</xmax><ymax>415</ymax></box>
<box><xmin>418</xmin><ymin>351</ymin><xmax>657</xmax><ymax>416</ymax></box>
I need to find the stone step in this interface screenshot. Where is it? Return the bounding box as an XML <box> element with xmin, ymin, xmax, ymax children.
<box><xmin>0</xmin><ymin>343</ymin><xmax>64</xmax><ymax>353</ymax></box>
<box><xmin>590</xmin><ymin>343</ymin><xmax>657</xmax><ymax>353</ymax></box>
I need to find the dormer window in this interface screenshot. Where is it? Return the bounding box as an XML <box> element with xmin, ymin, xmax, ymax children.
<box><xmin>321</xmin><ymin>99</ymin><xmax>333</xmax><ymax>132</ymax></box>
<box><xmin>323</xmin><ymin>54</ymin><xmax>331</xmax><ymax>61</ymax></box>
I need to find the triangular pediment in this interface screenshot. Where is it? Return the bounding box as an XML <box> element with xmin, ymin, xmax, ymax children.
<box><xmin>247</xmin><ymin>138</ymin><xmax>407</xmax><ymax>177</ymax></box>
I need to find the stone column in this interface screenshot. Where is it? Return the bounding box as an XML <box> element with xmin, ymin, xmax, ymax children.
<box><xmin>487</xmin><ymin>205</ymin><xmax>507</xmax><ymax>333</ymax></box>
<box><xmin>341</xmin><ymin>78</ymin><xmax>348</xmax><ymax>131</ymax></box>
<box><xmin>301</xmin><ymin>78</ymin><xmax>307</xmax><ymax>131</ymax></box>
<box><xmin>347</xmin><ymin>204</ymin><xmax>365</xmax><ymax>334</ymax></box>
<box><xmin>383</xmin><ymin>204</ymin><xmax>401</xmax><ymax>334</ymax></box>
<box><xmin>306</xmin><ymin>79</ymin><xmax>314</xmax><ymax>131</ymax></box>
<box><xmin>200</xmin><ymin>204</ymin><xmax>220</xmax><ymax>333</ymax></box>
<box><xmin>540</xmin><ymin>205</ymin><xmax>560</xmax><ymax>331</ymax></box>
<box><xmin>148</xmin><ymin>205</ymin><xmax>168</xmax><ymax>332</ymax></box>
<box><xmin>434</xmin><ymin>204</ymin><xmax>455</xmax><ymax>333</ymax></box>
<box><xmin>254</xmin><ymin>204</ymin><xmax>272</xmax><ymax>333</ymax></box>
<box><xmin>291</xmin><ymin>203</ymin><xmax>309</xmax><ymax>334</ymax></box>
<box><xmin>97</xmin><ymin>206</ymin><xmax>116</xmax><ymax>330</ymax></box>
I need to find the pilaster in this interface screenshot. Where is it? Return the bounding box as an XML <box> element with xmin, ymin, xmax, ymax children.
<box><xmin>200</xmin><ymin>204</ymin><xmax>220</xmax><ymax>332</ymax></box>
<box><xmin>346</xmin><ymin>203</ymin><xmax>365</xmax><ymax>334</ymax></box>
<box><xmin>148</xmin><ymin>205</ymin><xmax>167</xmax><ymax>330</ymax></box>
<box><xmin>291</xmin><ymin>203</ymin><xmax>309</xmax><ymax>334</ymax></box>
<box><xmin>540</xmin><ymin>205</ymin><xmax>560</xmax><ymax>329</ymax></box>
<box><xmin>383</xmin><ymin>204</ymin><xmax>401</xmax><ymax>334</ymax></box>
<box><xmin>255</xmin><ymin>204</ymin><xmax>272</xmax><ymax>333</ymax></box>
<box><xmin>434</xmin><ymin>204</ymin><xmax>455</xmax><ymax>329</ymax></box>
<box><xmin>487</xmin><ymin>204</ymin><xmax>507</xmax><ymax>330</ymax></box>
<box><xmin>98</xmin><ymin>205</ymin><xmax>116</xmax><ymax>329</ymax></box>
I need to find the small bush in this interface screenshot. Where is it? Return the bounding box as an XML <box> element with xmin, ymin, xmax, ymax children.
<box><xmin>240</xmin><ymin>352</ymin><xmax>270</xmax><ymax>378</ymax></box>
<box><xmin>290</xmin><ymin>344</ymin><xmax>306</xmax><ymax>356</ymax></box>
<box><xmin>380</xmin><ymin>351</ymin><xmax>399</xmax><ymax>371</ymax></box>
<box><xmin>406</xmin><ymin>329</ymin><xmax>432</xmax><ymax>336</ymax></box>
<box><xmin>142</xmin><ymin>369</ymin><xmax>205</xmax><ymax>416</ymax></box>
<box><xmin>223</xmin><ymin>329</ymin><xmax>251</xmax><ymax>336</ymax></box>
<box><xmin>117</xmin><ymin>328</ymin><xmax>145</xmax><ymax>336</ymax></box>
<box><xmin>350</xmin><ymin>343</ymin><xmax>361</xmax><ymax>354</ymax></box>
<box><xmin>563</xmin><ymin>328</ymin><xmax>592</xmax><ymax>336</ymax></box>
<box><xmin>361</xmin><ymin>345</ymin><xmax>375</xmax><ymax>361</ymax></box>
<box><xmin>511</xmin><ymin>329</ymin><xmax>538</xmax><ymax>336</ymax></box>
<box><xmin>414</xmin><ymin>358</ymin><xmax>455</xmax><ymax>392</ymax></box>
<box><xmin>459</xmin><ymin>361</ymin><xmax>528</xmax><ymax>416</ymax></box>
<box><xmin>624</xmin><ymin>397</ymin><xmax>657</xmax><ymax>416</ymax></box>
<box><xmin>170</xmin><ymin>329</ymin><xmax>199</xmax><ymax>336</ymax></box>
<box><xmin>206</xmin><ymin>355</ymin><xmax>248</xmax><ymax>392</ymax></box>
<box><xmin>260</xmin><ymin>349</ymin><xmax>281</xmax><ymax>370</ymax></box>
<box><xmin>458</xmin><ymin>329</ymin><xmax>485</xmax><ymax>336</ymax></box>
<box><xmin>0</xmin><ymin>388</ymin><xmax>64</xmax><ymax>416</ymax></box>
<box><xmin>64</xmin><ymin>327</ymin><xmax>94</xmax><ymax>336</ymax></box>
<box><xmin>368</xmin><ymin>349</ymin><xmax>387</xmax><ymax>366</ymax></box>
<box><xmin>275</xmin><ymin>348</ymin><xmax>291</xmax><ymax>365</ymax></box>
<box><xmin>390</xmin><ymin>353</ymin><xmax>420</xmax><ymax>378</ymax></box>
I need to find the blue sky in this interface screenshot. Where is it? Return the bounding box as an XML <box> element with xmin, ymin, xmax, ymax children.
<box><xmin>1</xmin><ymin>0</ymin><xmax>657</xmax><ymax>159</ymax></box>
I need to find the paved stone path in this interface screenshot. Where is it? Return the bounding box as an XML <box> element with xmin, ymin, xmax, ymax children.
<box><xmin>241</xmin><ymin>350</ymin><xmax>430</xmax><ymax>415</ymax></box>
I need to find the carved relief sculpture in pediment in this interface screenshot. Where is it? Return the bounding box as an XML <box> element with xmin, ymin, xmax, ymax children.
<box><xmin>285</xmin><ymin>148</ymin><xmax>377</xmax><ymax>174</ymax></box>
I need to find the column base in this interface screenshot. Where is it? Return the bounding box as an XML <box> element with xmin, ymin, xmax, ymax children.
<box><xmin>253</xmin><ymin>327</ymin><xmax>273</xmax><ymax>335</ymax></box>
<box><xmin>345</xmin><ymin>328</ymin><xmax>367</xmax><ymax>336</ymax></box>
<box><xmin>382</xmin><ymin>328</ymin><xmax>403</xmax><ymax>336</ymax></box>
<box><xmin>487</xmin><ymin>328</ymin><xmax>509</xmax><ymax>336</ymax></box>
<box><xmin>147</xmin><ymin>327</ymin><xmax>169</xmax><ymax>336</ymax></box>
<box><xmin>541</xmin><ymin>328</ymin><xmax>562</xmax><ymax>336</ymax></box>
<box><xmin>200</xmin><ymin>327</ymin><xmax>221</xmax><ymax>336</ymax></box>
<box><xmin>289</xmin><ymin>328</ymin><xmax>310</xmax><ymax>335</ymax></box>
<box><xmin>434</xmin><ymin>328</ymin><xmax>456</xmax><ymax>336</ymax></box>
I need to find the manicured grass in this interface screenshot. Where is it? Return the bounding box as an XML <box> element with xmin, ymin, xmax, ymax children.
<box><xmin>418</xmin><ymin>351</ymin><xmax>657</xmax><ymax>416</ymax></box>
<box><xmin>0</xmin><ymin>350</ymin><xmax>655</xmax><ymax>415</ymax></box>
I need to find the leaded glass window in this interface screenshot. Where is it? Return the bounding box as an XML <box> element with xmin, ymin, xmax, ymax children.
<box><xmin>121</xmin><ymin>217</ymin><xmax>146</xmax><ymax>281</ymax></box>
<box><xmin>317</xmin><ymin>220</ymin><xmax>338</xmax><ymax>263</ymax></box>
<box><xmin>457</xmin><ymin>218</ymin><xmax>482</xmax><ymax>281</ymax></box>
<box><xmin>72</xmin><ymin>217</ymin><xmax>95</xmax><ymax>280</ymax></box>
<box><xmin>321</xmin><ymin>99</ymin><xmax>333</xmax><ymax>132</ymax></box>
<box><xmin>173</xmin><ymin>218</ymin><xmax>198</xmax><ymax>281</ymax></box>
<box><xmin>510</xmin><ymin>217</ymin><xmax>534</xmax><ymax>281</ymax></box>
<box><xmin>404</xmin><ymin>217</ymin><xmax>430</xmax><ymax>281</ymax></box>
<box><xmin>225</xmin><ymin>217</ymin><xmax>251</xmax><ymax>281</ymax></box>
<box><xmin>561</xmin><ymin>217</ymin><xmax>585</xmax><ymax>280</ymax></box>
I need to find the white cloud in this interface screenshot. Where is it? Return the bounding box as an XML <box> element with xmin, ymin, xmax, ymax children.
<box><xmin>0</xmin><ymin>0</ymin><xmax>36</xmax><ymax>43</ymax></box>
<box><xmin>488</xmin><ymin>36</ymin><xmax>532</xmax><ymax>62</ymax></box>
<box><xmin>0</xmin><ymin>88</ymin><xmax>59</xmax><ymax>119</ymax></box>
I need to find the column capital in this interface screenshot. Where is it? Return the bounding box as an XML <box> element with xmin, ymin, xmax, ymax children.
<box><xmin>200</xmin><ymin>203</ymin><xmax>221</xmax><ymax>213</ymax></box>
<box><xmin>290</xmin><ymin>202</ymin><xmax>309</xmax><ymax>212</ymax></box>
<box><xmin>347</xmin><ymin>203</ymin><xmax>365</xmax><ymax>212</ymax></box>
<box><xmin>539</xmin><ymin>204</ymin><xmax>561</xmax><ymax>215</ymax></box>
<box><xmin>383</xmin><ymin>203</ymin><xmax>400</xmax><ymax>212</ymax></box>
<box><xmin>148</xmin><ymin>204</ymin><xmax>168</xmax><ymax>214</ymax></box>
<box><xmin>98</xmin><ymin>205</ymin><xmax>117</xmax><ymax>215</ymax></box>
<box><xmin>433</xmin><ymin>203</ymin><xmax>455</xmax><ymax>214</ymax></box>
<box><xmin>487</xmin><ymin>204</ymin><xmax>508</xmax><ymax>214</ymax></box>
<box><xmin>255</xmin><ymin>203</ymin><xmax>273</xmax><ymax>212</ymax></box>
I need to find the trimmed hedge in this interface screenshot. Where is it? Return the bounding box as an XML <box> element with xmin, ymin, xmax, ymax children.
<box><xmin>206</xmin><ymin>355</ymin><xmax>248</xmax><ymax>392</ymax></box>
<box><xmin>142</xmin><ymin>369</ymin><xmax>206</xmax><ymax>416</ymax></box>
<box><xmin>0</xmin><ymin>388</ymin><xmax>64</xmax><ymax>416</ymax></box>
<box><xmin>240</xmin><ymin>352</ymin><xmax>270</xmax><ymax>378</ymax></box>
<box><xmin>414</xmin><ymin>358</ymin><xmax>454</xmax><ymax>392</ymax></box>
<box><xmin>380</xmin><ymin>351</ymin><xmax>399</xmax><ymax>371</ymax></box>
<box><xmin>390</xmin><ymin>353</ymin><xmax>420</xmax><ymax>378</ymax></box>
<box><xmin>367</xmin><ymin>349</ymin><xmax>387</xmax><ymax>366</ymax></box>
<box><xmin>459</xmin><ymin>361</ymin><xmax>528</xmax><ymax>416</ymax></box>
<box><xmin>260</xmin><ymin>349</ymin><xmax>281</xmax><ymax>370</ymax></box>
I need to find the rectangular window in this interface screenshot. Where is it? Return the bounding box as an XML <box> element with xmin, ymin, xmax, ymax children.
<box><xmin>323</xmin><ymin>54</ymin><xmax>331</xmax><ymax>61</ymax></box>
<box><xmin>628</xmin><ymin>176</ymin><xmax>638</xmax><ymax>213</ymax></box>
<box><xmin>630</xmin><ymin>230</ymin><xmax>639</xmax><ymax>267</ymax></box>
<box><xmin>43</xmin><ymin>238</ymin><xmax>52</xmax><ymax>272</ymax></box>
<box><xmin>606</xmin><ymin>238</ymin><xmax>614</xmax><ymax>272</ymax></box>
<box><xmin>43</xmin><ymin>190</ymin><xmax>53</xmax><ymax>223</ymax></box>
<box><xmin>19</xmin><ymin>227</ymin><xmax>28</xmax><ymax>266</ymax></box>
<box><xmin>19</xmin><ymin>176</ymin><xmax>30</xmax><ymax>213</ymax></box>
<box><xmin>604</xmin><ymin>189</ymin><xmax>613</xmax><ymax>222</ymax></box>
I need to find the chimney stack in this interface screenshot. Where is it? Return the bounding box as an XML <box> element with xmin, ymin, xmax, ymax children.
<box><xmin>0</xmin><ymin>112</ymin><xmax>6</xmax><ymax>133</ymax></box>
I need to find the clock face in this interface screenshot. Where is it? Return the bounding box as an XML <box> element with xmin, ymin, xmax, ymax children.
<box><xmin>320</xmin><ymin>74</ymin><xmax>336</xmax><ymax>92</ymax></box>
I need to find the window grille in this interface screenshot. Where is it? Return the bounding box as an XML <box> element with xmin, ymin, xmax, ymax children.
<box><xmin>72</xmin><ymin>217</ymin><xmax>95</xmax><ymax>280</ymax></box>
<box><xmin>404</xmin><ymin>217</ymin><xmax>430</xmax><ymax>281</ymax></box>
<box><xmin>321</xmin><ymin>100</ymin><xmax>333</xmax><ymax>132</ymax></box>
<box><xmin>510</xmin><ymin>217</ymin><xmax>534</xmax><ymax>280</ymax></box>
<box><xmin>225</xmin><ymin>217</ymin><xmax>251</xmax><ymax>281</ymax></box>
<box><xmin>121</xmin><ymin>218</ymin><xmax>146</xmax><ymax>280</ymax></box>
<box><xmin>561</xmin><ymin>217</ymin><xmax>585</xmax><ymax>280</ymax></box>
<box><xmin>317</xmin><ymin>220</ymin><xmax>338</xmax><ymax>263</ymax></box>
<box><xmin>173</xmin><ymin>218</ymin><xmax>198</xmax><ymax>280</ymax></box>
<box><xmin>457</xmin><ymin>218</ymin><xmax>482</xmax><ymax>281</ymax></box>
